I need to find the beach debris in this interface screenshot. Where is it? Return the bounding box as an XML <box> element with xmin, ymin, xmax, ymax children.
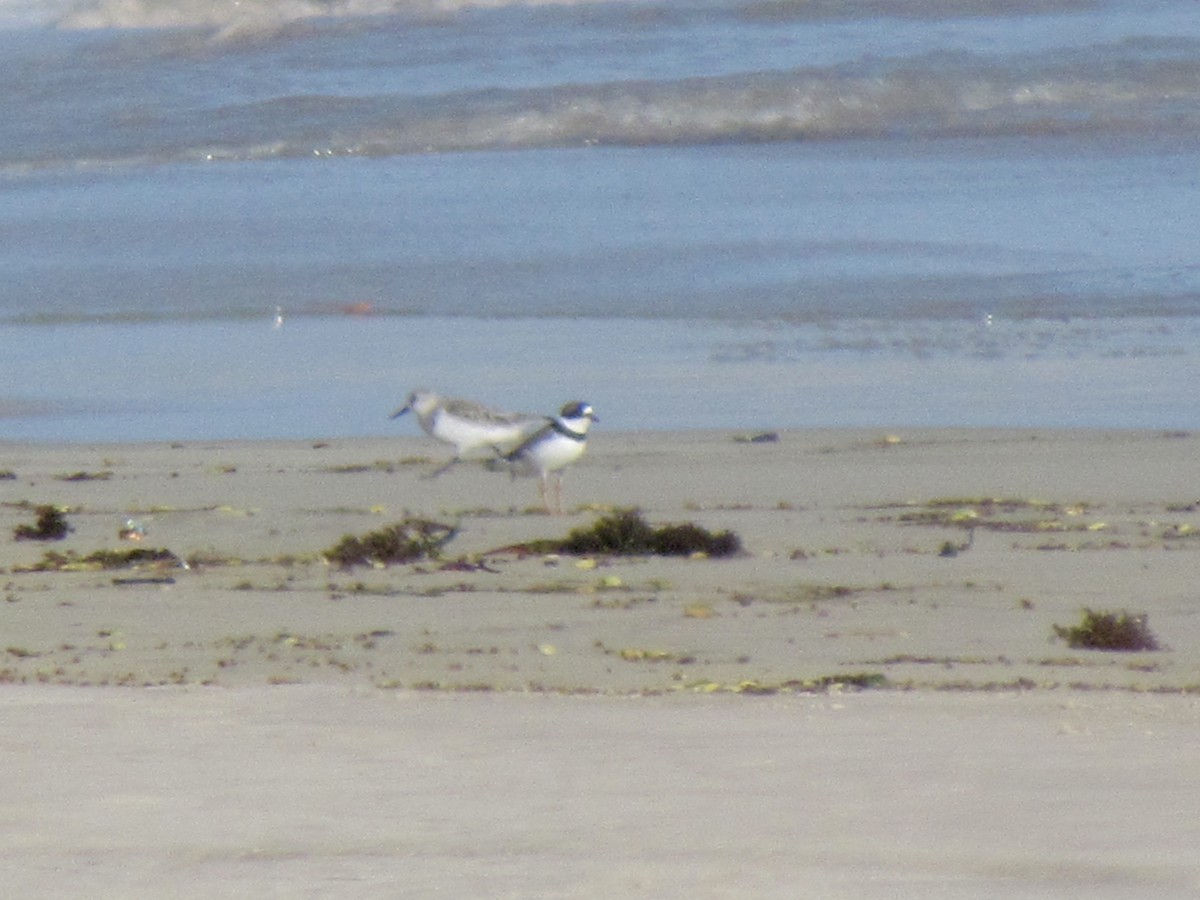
<box><xmin>681</xmin><ymin>673</ymin><xmax>888</xmax><ymax>695</ymax></box>
<box><xmin>733</xmin><ymin>431</ymin><xmax>779</xmax><ymax>444</ymax></box>
<box><xmin>618</xmin><ymin>647</ymin><xmax>678</xmax><ymax>662</ymax></box>
<box><xmin>589</xmin><ymin>594</ymin><xmax>657</xmax><ymax>610</ymax></box>
<box><xmin>1052</xmin><ymin>609</ymin><xmax>1160</xmax><ymax>652</ymax></box>
<box><xmin>324</xmin><ymin>518</ymin><xmax>457</xmax><ymax>569</ymax></box>
<box><xmin>13</xmin><ymin>505</ymin><xmax>72</xmax><ymax>541</ymax></box>
<box><xmin>55</xmin><ymin>470</ymin><xmax>112</xmax><ymax>482</ymax></box>
<box><xmin>554</xmin><ymin>508</ymin><xmax>742</xmax><ymax>558</ymax></box>
<box><xmin>119</xmin><ymin>518</ymin><xmax>147</xmax><ymax>541</ymax></box>
<box><xmin>437</xmin><ymin>557</ymin><xmax>500</xmax><ymax>574</ymax></box>
<box><xmin>0</xmin><ymin>469</ymin><xmax>16</xmax><ymax>480</ymax></box>
<box><xmin>883</xmin><ymin>497</ymin><xmax>1107</xmax><ymax>538</ymax></box>
<box><xmin>938</xmin><ymin>526</ymin><xmax>976</xmax><ymax>557</ymax></box>
<box><xmin>574</xmin><ymin>574</ymin><xmax>629</xmax><ymax>596</ymax></box>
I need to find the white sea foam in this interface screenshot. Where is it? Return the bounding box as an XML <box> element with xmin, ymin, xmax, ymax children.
<box><xmin>52</xmin><ymin>0</ymin><xmax>1111</xmax><ymax>35</ymax></box>
<box><xmin>0</xmin><ymin>0</ymin><xmax>75</xmax><ymax>27</ymax></box>
<box><xmin>55</xmin><ymin>0</ymin><xmax>639</xmax><ymax>38</ymax></box>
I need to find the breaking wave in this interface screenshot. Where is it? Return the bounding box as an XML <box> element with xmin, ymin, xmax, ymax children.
<box><xmin>12</xmin><ymin>42</ymin><xmax>1200</xmax><ymax>172</ymax></box>
<box><xmin>55</xmin><ymin>0</ymin><xmax>637</xmax><ymax>38</ymax></box>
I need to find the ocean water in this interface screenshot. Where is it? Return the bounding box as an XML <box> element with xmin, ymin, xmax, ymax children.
<box><xmin>2</xmin><ymin>0</ymin><xmax>1199</xmax><ymax>441</ymax></box>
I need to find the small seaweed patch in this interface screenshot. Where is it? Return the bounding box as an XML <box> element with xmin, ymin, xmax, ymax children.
<box><xmin>13</xmin><ymin>505</ymin><xmax>72</xmax><ymax>541</ymax></box>
<box><xmin>881</xmin><ymin>497</ymin><xmax>1099</xmax><ymax>535</ymax></box>
<box><xmin>25</xmin><ymin>547</ymin><xmax>182</xmax><ymax>572</ymax></box>
<box><xmin>792</xmin><ymin>583</ymin><xmax>872</xmax><ymax>603</ymax></box>
<box><xmin>55</xmin><ymin>470</ymin><xmax>112</xmax><ymax>482</ymax></box>
<box><xmin>1052</xmin><ymin>608</ymin><xmax>1160</xmax><ymax>652</ymax></box>
<box><xmin>732</xmin><ymin>431</ymin><xmax>779</xmax><ymax>444</ymax></box>
<box><xmin>781</xmin><ymin>672</ymin><xmax>889</xmax><ymax>692</ymax></box>
<box><xmin>689</xmin><ymin>672</ymin><xmax>888</xmax><ymax>695</ymax></box>
<box><xmin>555</xmin><ymin>509</ymin><xmax>741</xmax><ymax>558</ymax></box>
<box><xmin>325</xmin><ymin>518</ymin><xmax>457</xmax><ymax>569</ymax></box>
<box><xmin>616</xmin><ymin>647</ymin><xmax>692</xmax><ymax>663</ymax></box>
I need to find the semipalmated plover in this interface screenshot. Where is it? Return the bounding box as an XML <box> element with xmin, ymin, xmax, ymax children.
<box><xmin>498</xmin><ymin>401</ymin><xmax>597</xmax><ymax>513</ymax></box>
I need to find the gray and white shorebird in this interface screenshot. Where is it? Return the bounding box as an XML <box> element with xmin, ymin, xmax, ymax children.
<box><xmin>495</xmin><ymin>401</ymin><xmax>597</xmax><ymax>514</ymax></box>
<box><xmin>390</xmin><ymin>390</ymin><xmax>542</xmax><ymax>477</ymax></box>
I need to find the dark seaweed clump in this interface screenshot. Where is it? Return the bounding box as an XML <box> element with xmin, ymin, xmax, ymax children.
<box><xmin>1052</xmin><ymin>608</ymin><xmax>1160</xmax><ymax>652</ymax></box>
<box><xmin>560</xmin><ymin>509</ymin><xmax>741</xmax><ymax>558</ymax></box>
<box><xmin>31</xmin><ymin>548</ymin><xmax>182</xmax><ymax>571</ymax></box>
<box><xmin>326</xmin><ymin>519</ymin><xmax>457</xmax><ymax>569</ymax></box>
<box><xmin>13</xmin><ymin>505</ymin><xmax>72</xmax><ymax>541</ymax></box>
<box><xmin>759</xmin><ymin>672</ymin><xmax>888</xmax><ymax>694</ymax></box>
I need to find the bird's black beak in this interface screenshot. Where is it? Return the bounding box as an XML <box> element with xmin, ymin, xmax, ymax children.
<box><xmin>390</xmin><ymin>405</ymin><xmax>411</xmax><ymax>420</ymax></box>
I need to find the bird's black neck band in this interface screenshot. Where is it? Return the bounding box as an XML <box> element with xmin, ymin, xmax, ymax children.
<box><xmin>551</xmin><ymin>419</ymin><xmax>587</xmax><ymax>441</ymax></box>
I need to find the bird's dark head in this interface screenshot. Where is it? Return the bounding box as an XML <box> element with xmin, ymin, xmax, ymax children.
<box><xmin>559</xmin><ymin>401</ymin><xmax>596</xmax><ymax>423</ymax></box>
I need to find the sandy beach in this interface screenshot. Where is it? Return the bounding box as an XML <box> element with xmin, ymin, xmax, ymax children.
<box><xmin>3</xmin><ymin>428</ymin><xmax>1200</xmax><ymax>896</ymax></box>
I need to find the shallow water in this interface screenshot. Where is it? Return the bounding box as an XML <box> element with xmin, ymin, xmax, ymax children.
<box><xmin>2</xmin><ymin>314</ymin><xmax>1196</xmax><ymax>441</ymax></box>
<box><xmin>2</xmin><ymin>0</ymin><xmax>1199</xmax><ymax>440</ymax></box>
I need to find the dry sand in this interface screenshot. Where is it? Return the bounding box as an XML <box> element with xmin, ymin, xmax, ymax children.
<box><xmin>2</xmin><ymin>428</ymin><xmax>1199</xmax><ymax>896</ymax></box>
